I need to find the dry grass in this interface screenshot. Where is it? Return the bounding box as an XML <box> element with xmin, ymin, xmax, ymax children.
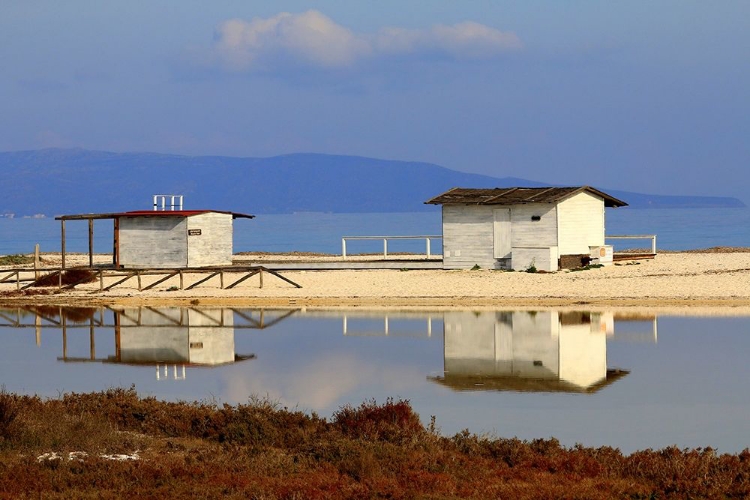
<box><xmin>31</xmin><ymin>269</ymin><xmax>97</xmax><ymax>288</ymax></box>
<box><xmin>0</xmin><ymin>388</ymin><xmax>748</xmax><ymax>498</ymax></box>
<box><xmin>0</xmin><ymin>254</ymin><xmax>35</xmax><ymax>266</ymax></box>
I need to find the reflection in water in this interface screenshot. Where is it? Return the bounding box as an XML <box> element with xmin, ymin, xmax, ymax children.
<box><xmin>0</xmin><ymin>307</ymin><xmax>298</xmax><ymax>381</ymax></box>
<box><xmin>432</xmin><ymin>311</ymin><xmax>631</xmax><ymax>393</ymax></box>
<box><xmin>11</xmin><ymin>306</ymin><xmax>750</xmax><ymax>455</ymax></box>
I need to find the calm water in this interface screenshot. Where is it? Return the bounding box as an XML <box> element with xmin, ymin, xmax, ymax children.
<box><xmin>1</xmin><ymin>207</ymin><xmax>750</xmax><ymax>255</ymax></box>
<box><xmin>1</xmin><ymin>306</ymin><xmax>749</xmax><ymax>454</ymax></box>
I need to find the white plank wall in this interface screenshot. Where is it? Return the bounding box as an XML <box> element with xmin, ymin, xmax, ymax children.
<box><xmin>510</xmin><ymin>204</ymin><xmax>557</xmax><ymax>248</ymax></box>
<box><xmin>187</xmin><ymin>213</ymin><xmax>233</xmax><ymax>267</ymax></box>
<box><xmin>119</xmin><ymin>217</ymin><xmax>188</xmax><ymax>268</ymax></box>
<box><xmin>442</xmin><ymin>205</ymin><xmax>499</xmax><ymax>269</ymax></box>
<box><xmin>556</xmin><ymin>192</ymin><xmax>605</xmax><ymax>255</ymax></box>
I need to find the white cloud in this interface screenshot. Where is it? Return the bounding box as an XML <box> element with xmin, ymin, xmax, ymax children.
<box><xmin>209</xmin><ymin>11</ymin><xmax>522</xmax><ymax>72</ymax></box>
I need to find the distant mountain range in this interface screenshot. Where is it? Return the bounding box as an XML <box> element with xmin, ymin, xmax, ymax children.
<box><xmin>0</xmin><ymin>148</ymin><xmax>744</xmax><ymax>217</ymax></box>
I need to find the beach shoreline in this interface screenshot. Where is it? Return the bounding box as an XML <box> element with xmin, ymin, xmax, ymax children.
<box><xmin>3</xmin><ymin>250</ymin><xmax>750</xmax><ymax>312</ymax></box>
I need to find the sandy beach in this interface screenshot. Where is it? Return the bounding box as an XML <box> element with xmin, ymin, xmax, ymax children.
<box><xmin>2</xmin><ymin>249</ymin><xmax>750</xmax><ymax>312</ymax></box>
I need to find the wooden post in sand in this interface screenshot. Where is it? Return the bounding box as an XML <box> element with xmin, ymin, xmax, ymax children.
<box><xmin>60</xmin><ymin>219</ymin><xmax>66</xmax><ymax>270</ymax></box>
<box><xmin>34</xmin><ymin>244</ymin><xmax>40</xmax><ymax>280</ymax></box>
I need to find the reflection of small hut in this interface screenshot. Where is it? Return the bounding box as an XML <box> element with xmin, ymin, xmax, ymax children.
<box><xmin>114</xmin><ymin>308</ymin><xmax>249</xmax><ymax>366</ymax></box>
<box><xmin>430</xmin><ymin>311</ymin><xmax>628</xmax><ymax>394</ymax></box>
<box><xmin>56</xmin><ymin>208</ymin><xmax>254</xmax><ymax>269</ymax></box>
<box><xmin>425</xmin><ymin>186</ymin><xmax>627</xmax><ymax>271</ymax></box>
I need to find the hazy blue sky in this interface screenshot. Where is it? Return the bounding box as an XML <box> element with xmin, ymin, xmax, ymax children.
<box><xmin>1</xmin><ymin>1</ymin><xmax>748</xmax><ymax>200</ymax></box>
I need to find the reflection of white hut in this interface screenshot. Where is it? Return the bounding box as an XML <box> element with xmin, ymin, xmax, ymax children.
<box><xmin>115</xmin><ymin>308</ymin><xmax>247</xmax><ymax>366</ymax></box>
<box><xmin>433</xmin><ymin>311</ymin><xmax>626</xmax><ymax>393</ymax></box>
<box><xmin>425</xmin><ymin>186</ymin><xmax>627</xmax><ymax>271</ymax></box>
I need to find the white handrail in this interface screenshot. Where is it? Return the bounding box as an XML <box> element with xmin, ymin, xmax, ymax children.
<box><xmin>341</xmin><ymin>235</ymin><xmax>442</xmax><ymax>260</ymax></box>
<box><xmin>606</xmin><ymin>234</ymin><xmax>657</xmax><ymax>254</ymax></box>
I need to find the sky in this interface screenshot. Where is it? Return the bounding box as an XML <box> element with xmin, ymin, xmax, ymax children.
<box><xmin>1</xmin><ymin>1</ymin><xmax>748</xmax><ymax>201</ymax></box>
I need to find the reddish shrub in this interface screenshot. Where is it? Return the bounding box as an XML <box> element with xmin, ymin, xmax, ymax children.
<box><xmin>332</xmin><ymin>398</ymin><xmax>424</xmax><ymax>443</ymax></box>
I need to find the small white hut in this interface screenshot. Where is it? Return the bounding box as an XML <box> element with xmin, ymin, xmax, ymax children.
<box><xmin>425</xmin><ymin>186</ymin><xmax>627</xmax><ymax>271</ymax></box>
<box><xmin>56</xmin><ymin>204</ymin><xmax>254</xmax><ymax>269</ymax></box>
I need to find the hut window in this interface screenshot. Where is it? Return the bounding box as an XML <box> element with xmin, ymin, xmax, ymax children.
<box><xmin>531</xmin><ymin>215</ymin><xmax>541</xmax><ymax>222</ymax></box>
<box><xmin>533</xmin><ymin>360</ymin><xmax>543</xmax><ymax>366</ymax></box>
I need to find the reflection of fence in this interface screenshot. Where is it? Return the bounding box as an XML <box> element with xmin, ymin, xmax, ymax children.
<box><xmin>610</xmin><ymin>317</ymin><xmax>658</xmax><ymax>343</ymax></box>
<box><xmin>0</xmin><ymin>306</ymin><xmax>298</xmax><ymax>331</ymax></box>
<box><xmin>342</xmin><ymin>314</ymin><xmax>439</xmax><ymax>338</ymax></box>
<box><xmin>606</xmin><ymin>234</ymin><xmax>657</xmax><ymax>254</ymax></box>
<box><xmin>341</xmin><ymin>235</ymin><xmax>442</xmax><ymax>260</ymax></box>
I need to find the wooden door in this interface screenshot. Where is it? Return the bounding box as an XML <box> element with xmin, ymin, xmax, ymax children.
<box><xmin>493</xmin><ymin>209</ymin><xmax>511</xmax><ymax>258</ymax></box>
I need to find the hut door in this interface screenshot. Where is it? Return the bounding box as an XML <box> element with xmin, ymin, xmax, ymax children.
<box><xmin>493</xmin><ymin>209</ymin><xmax>511</xmax><ymax>259</ymax></box>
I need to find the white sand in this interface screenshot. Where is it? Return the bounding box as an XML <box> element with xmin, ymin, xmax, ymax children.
<box><xmin>2</xmin><ymin>252</ymin><xmax>750</xmax><ymax>312</ymax></box>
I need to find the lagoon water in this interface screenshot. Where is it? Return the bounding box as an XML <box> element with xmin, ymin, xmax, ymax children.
<box><xmin>1</xmin><ymin>207</ymin><xmax>750</xmax><ymax>255</ymax></box>
<box><xmin>1</xmin><ymin>306</ymin><xmax>749</xmax><ymax>454</ymax></box>
<box><xmin>2</xmin><ymin>208</ymin><xmax>750</xmax><ymax>454</ymax></box>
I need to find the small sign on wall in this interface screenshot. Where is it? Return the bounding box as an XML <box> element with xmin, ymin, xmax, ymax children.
<box><xmin>188</xmin><ymin>229</ymin><xmax>202</xmax><ymax>236</ymax></box>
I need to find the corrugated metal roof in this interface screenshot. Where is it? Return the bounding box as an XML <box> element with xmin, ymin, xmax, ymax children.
<box><xmin>56</xmin><ymin>210</ymin><xmax>255</xmax><ymax>221</ymax></box>
<box><xmin>425</xmin><ymin>186</ymin><xmax>628</xmax><ymax>208</ymax></box>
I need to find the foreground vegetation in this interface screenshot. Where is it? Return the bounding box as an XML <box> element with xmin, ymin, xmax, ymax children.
<box><xmin>0</xmin><ymin>389</ymin><xmax>748</xmax><ymax>499</ymax></box>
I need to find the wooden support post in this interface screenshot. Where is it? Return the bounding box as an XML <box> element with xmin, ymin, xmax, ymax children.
<box><xmin>179</xmin><ymin>270</ymin><xmax>184</xmax><ymax>289</ymax></box>
<box><xmin>220</xmin><ymin>270</ymin><xmax>224</xmax><ymax>289</ymax></box>
<box><xmin>88</xmin><ymin>219</ymin><xmax>94</xmax><ymax>268</ymax></box>
<box><xmin>58</xmin><ymin>270</ymin><xmax>62</xmax><ymax>290</ymax></box>
<box><xmin>136</xmin><ymin>271</ymin><xmax>142</xmax><ymax>291</ymax></box>
<box><xmin>99</xmin><ymin>270</ymin><xmax>103</xmax><ymax>292</ymax></box>
<box><xmin>15</xmin><ymin>271</ymin><xmax>20</xmax><ymax>291</ymax></box>
<box><xmin>113</xmin><ymin>218</ymin><xmax>120</xmax><ymax>268</ymax></box>
<box><xmin>60</xmin><ymin>220</ymin><xmax>66</xmax><ymax>270</ymax></box>
<box><xmin>259</xmin><ymin>268</ymin><xmax>263</xmax><ymax>289</ymax></box>
<box><xmin>34</xmin><ymin>244</ymin><xmax>40</xmax><ymax>280</ymax></box>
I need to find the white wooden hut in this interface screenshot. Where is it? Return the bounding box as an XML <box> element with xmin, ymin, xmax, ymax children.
<box><xmin>425</xmin><ymin>186</ymin><xmax>627</xmax><ymax>271</ymax></box>
<box><xmin>56</xmin><ymin>209</ymin><xmax>254</xmax><ymax>269</ymax></box>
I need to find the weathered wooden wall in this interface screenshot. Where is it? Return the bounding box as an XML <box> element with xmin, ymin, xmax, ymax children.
<box><xmin>442</xmin><ymin>203</ymin><xmax>559</xmax><ymax>270</ymax></box>
<box><xmin>119</xmin><ymin>217</ymin><xmax>188</xmax><ymax>269</ymax></box>
<box><xmin>510</xmin><ymin>204</ymin><xmax>558</xmax><ymax>248</ymax></box>
<box><xmin>186</xmin><ymin>213</ymin><xmax>233</xmax><ymax>267</ymax></box>
<box><xmin>441</xmin><ymin>205</ymin><xmax>499</xmax><ymax>269</ymax></box>
<box><xmin>556</xmin><ymin>191</ymin><xmax>605</xmax><ymax>255</ymax></box>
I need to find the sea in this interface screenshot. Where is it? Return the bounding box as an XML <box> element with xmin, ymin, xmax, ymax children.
<box><xmin>1</xmin><ymin>207</ymin><xmax>750</xmax><ymax>256</ymax></box>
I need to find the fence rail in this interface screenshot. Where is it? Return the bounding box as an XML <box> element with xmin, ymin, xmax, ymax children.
<box><xmin>606</xmin><ymin>234</ymin><xmax>657</xmax><ymax>254</ymax></box>
<box><xmin>341</xmin><ymin>235</ymin><xmax>442</xmax><ymax>260</ymax></box>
